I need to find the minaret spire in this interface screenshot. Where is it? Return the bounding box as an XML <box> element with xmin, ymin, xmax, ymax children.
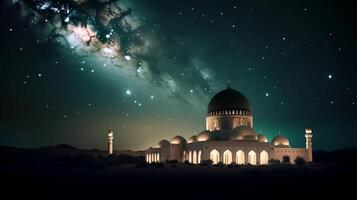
<box><xmin>305</xmin><ymin>128</ymin><xmax>313</xmax><ymax>162</ymax></box>
<box><xmin>107</xmin><ymin>128</ymin><xmax>114</xmax><ymax>155</ymax></box>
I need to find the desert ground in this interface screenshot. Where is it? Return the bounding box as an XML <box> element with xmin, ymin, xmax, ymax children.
<box><xmin>1</xmin><ymin>145</ymin><xmax>356</xmax><ymax>199</ymax></box>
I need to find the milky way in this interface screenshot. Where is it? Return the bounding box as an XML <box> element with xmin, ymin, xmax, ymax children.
<box><xmin>4</xmin><ymin>0</ymin><xmax>213</xmax><ymax>100</ymax></box>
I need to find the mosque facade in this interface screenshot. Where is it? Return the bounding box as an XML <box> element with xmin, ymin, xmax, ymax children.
<box><xmin>144</xmin><ymin>87</ymin><xmax>313</xmax><ymax>165</ymax></box>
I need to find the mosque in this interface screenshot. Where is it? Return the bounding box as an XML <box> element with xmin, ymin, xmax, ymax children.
<box><xmin>143</xmin><ymin>86</ymin><xmax>313</xmax><ymax>165</ymax></box>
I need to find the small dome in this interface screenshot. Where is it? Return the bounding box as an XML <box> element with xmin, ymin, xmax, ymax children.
<box><xmin>157</xmin><ymin>139</ymin><xmax>170</xmax><ymax>148</ymax></box>
<box><xmin>170</xmin><ymin>135</ymin><xmax>187</xmax><ymax>144</ymax></box>
<box><xmin>208</xmin><ymin>87</ymin><xmax>250</xmax><ymax>114</ymax></box>
<box><xmin>197</xmin><ymin>130</ymin><xmax>211</xmax><ymax>141</ymax></box>
<box><xmin>272</xmin><ymin>135</ymin><xmax>290</xmax><ymax>146</ymax></box>
<box><xmin>187</xmin><ymin>135</ymin><xmax>198</xmax><ymax>143</ymax></box>
<box><xmin>258</xmin><ymin>134</ymin><xmax>268</xmax><ymax>143</ymax></box>
<box><xmin>232</xmin><ymin>126</ymin><xmax>257</xmax><ymax>140</ymax></box>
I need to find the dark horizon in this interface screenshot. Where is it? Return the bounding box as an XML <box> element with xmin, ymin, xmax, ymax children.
<box><xmin>1</xmin><ymin>0</ymin><xmax>357</xmax><ymax>151</ymax></box>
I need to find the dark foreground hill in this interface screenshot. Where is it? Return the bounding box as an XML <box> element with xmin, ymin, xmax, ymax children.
<box><xmin>1</xmin><ymin>145</ymin><xmax>356</xmax><ymax>199</ymax></box>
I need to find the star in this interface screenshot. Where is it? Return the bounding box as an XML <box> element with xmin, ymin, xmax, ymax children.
<box><xmin>150</xmin><ymin>95</ymin><xmax>154</xmax><ymax>99</ymax></box>
<box><xmin>265</xmin><ymin>93</ymin><xmax>269</xmax><ymax>97</ymax></box>
<box><xmin>124</xmin><ymin>55</ymin><xmax>131</xmax><ymax>61</ymax></box>
<box><xmin>126</xmin><ymin>90</ymin><xmax>131</xmax><ymax>95</ymax></box>
<box><xmin>328</xmin><ymin>74</ymin><xmax>332</xmax><ymax>79</ymax></box>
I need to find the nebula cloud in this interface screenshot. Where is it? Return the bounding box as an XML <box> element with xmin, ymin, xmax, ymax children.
<box><xmin>3</xmin><ymin>0</ymin><xmax>214</xmax><ymax>101</ymax></box>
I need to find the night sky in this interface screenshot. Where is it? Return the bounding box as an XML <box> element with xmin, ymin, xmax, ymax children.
<box><xmin>1</xmin><ymin>0</ymin><xmax>356</xmax><ymax>151</ymax></box>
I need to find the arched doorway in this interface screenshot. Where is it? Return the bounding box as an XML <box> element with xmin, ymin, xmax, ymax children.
<box><xmin>236</xmin><ymin>150</ymin><xmax>245</xmax><ymax>165</ymax></box>
<box><xmin>223</xmin><ymin>150</ymin><xmax>232</xmax><ymax>164</ymax></box>
<box><xmin>260</xmin><ymin>151</ymin><xmax>268</xmax><ymax>165</ymax></box>
<box><xmin>248</xmin><ymin>150</ymin><xmax>257</xmax><ymax>165</ymax></box>
<box><xmin>198</xmin><ymin>151</ymin><xmax>201</xmax><ymax>164</ymax></box>
<box><xmin>193</xmin><ymin>151</ymin><xmax>197</xmax><ymax>164</ymax></box>
<box><xmin>210</xmin><ymin>149</ymin><xmax>220</xmax><ymax>164</ymax></box>
<box><xmin>189</xmin><ymin>151</ymin><xmax>192</xmax><ymax>163</ymax></box>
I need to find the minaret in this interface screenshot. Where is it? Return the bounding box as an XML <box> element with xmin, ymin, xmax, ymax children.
<box><xmin>107</xmin><ymin>128</ymin><xmax>114</xmax><ymax>155</ymax></box>
<box><xmin>305</xmin><ymin>128</ymin><xmax>313</xmax><ymax>162</ymax></box>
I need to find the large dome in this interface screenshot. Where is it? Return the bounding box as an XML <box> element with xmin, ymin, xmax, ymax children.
<box><xmin>208</xmin><ymin>87</ymin><xmax>250</xmax><ymax>113</ymax></box>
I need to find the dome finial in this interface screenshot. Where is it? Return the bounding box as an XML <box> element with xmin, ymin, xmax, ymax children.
<box><xmin>226</xmin><ymin>81</ymin><xmax>231</xmax><ymax>89</ymax></box>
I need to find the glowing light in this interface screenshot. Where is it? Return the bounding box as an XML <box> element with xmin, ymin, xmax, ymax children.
<box><xmin>124</xmin><ymin>55</ymin><xmax>131</xmax><ymax>61</ymax></box>
<box><xmin>305</xmin><ymin>128</ymin><xmax>312</xmax><ymax>134</ymax></box>
<box><xmin>150</xmin><ymin>95</ymin><xmax>154</xmax><ymax>99</ymax></box>
<box><xmin>106</xmin><ymin>34</ymin><xmax>110</xmax><ymax>38</ymax></box>
<box><xmin>265</xmin><ymin>93</ymin><xmax>269</xmax><ymax>97</ymax></box>
<box><xmin>126</xmin><ymin>90</ymin><xmax>131</xmax><ymax>95</ymax></box>
<box><xmin>64</xmin><ymin>17</ymin><xmax>70</xmax><ymax>23</ymax></box>
<box><xmin>328</xmin><ymin>74</ymin><xmax>332</xmax><ymax>79</ymax></box>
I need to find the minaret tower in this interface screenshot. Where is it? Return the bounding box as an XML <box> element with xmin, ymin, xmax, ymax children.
<box><xmin>107</xmin><ymin>128</ymin><xmax>114</xmax><ymax>155</ymax></box>
<box><xmin>305</xmin><ymin>128</ymin><xmax>313</xmax><ymax>162</ymax></box>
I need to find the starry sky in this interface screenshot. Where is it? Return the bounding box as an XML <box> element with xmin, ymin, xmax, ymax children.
<box><xmin>1</xmin><ymin>0</ymin><xmax>356</xmax><ymax>151</ymax></box>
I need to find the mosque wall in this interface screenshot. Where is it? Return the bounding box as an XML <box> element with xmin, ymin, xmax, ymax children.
<box><xmin>272</xmin><ymin>148</ymin><xmax>308</xmax><ymax>163</ymax></box>
<box><xmin>185</xmin><ymin>140</ymin><xmax>273</xmax><ymax>164</ymax></box>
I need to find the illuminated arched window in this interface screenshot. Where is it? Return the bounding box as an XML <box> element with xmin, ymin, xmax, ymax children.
<box><xmin>210</xmin><ymin>149</ymin><xmax>220</xmax><ymax>164</ymax></box>
<box><xmin>193</xmin><ymin>151</ymin><xmax>197</xmax><ymax>164</ymax></box>
<box><xmin>157</xmin><ymin>153</ymin><xmax>160</xmax><ymax>162</ymax></box>
<box><xmin>236</xmin><ymin>150</ymin><xmax>245</xmax><ymax>165</ymax></box>
<box><xmin>248</xmin><ymin>150</ymin><xmax>257</xmax><ymax>165</ymax></box>
<box><xmin>260</xmin><ymin>151</ymin><xmax>268</xmax><ymax>165</ymax></box>
<box><xmin>148</xmin><ymin>154</ymin><xmax>152</xmax><ymax>163</ymax></box>
<box><xmin>198</xmin><ymin>151</ymin><xmax>201</xmax><ymax>164</ymax></box>
<box><xmin>189</xmin><ymin>151</ymin><xmax>192</xmax><ymax>163</ymax></box>
<box><xmin>223</xmin><ymin>150</ymin><xmax>232</xmax><ymax>164</ymax></box>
